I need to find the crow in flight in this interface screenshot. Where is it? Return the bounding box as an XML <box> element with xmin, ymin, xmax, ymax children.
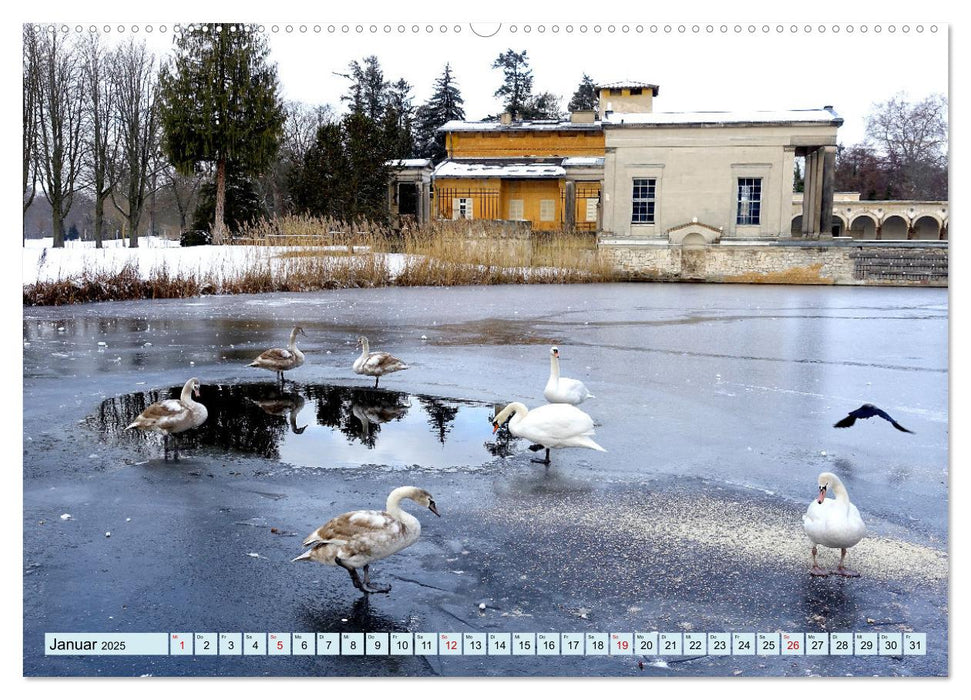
<box><xmin>833</xmin><ymin>403</ymin><xmax>914</xmax><ymax>433</ymax></box>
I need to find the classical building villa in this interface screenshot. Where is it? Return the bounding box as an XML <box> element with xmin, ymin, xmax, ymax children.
<box><xmin>387</xmin><ymin>81</ymin><xmax>947</xmax><ymax>285</ymax></box>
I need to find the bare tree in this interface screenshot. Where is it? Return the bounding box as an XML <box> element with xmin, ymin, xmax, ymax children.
<box><xmin>161</xmin><ymin>164</ymin><xmax>205</xmax><ymax>234</ymax></box>
<box><xmin>23</xmin><ymin>25</ymin><xmax>41</xmax><ymax>242</ymax></box>
<box><xmin>109</xmin><ymin>38</ymin><xmax>161</xmax><ymax>248</ymax></box>
<box><xmin>865</xmin><ymin>92</ymin><xmax>948</xmax><ymax>200</ymax></box>
<box><xmin>258</xmin><ymin>100</ymin><xmax>334</xmax><ymax>216</ymax></box>
<box><xmin>33</xmin><ymin>26</ymin><xmax>86</xmax><ymax>248</ymax></box>
<box><xmin>80</xmin><ymin>31</ymin><xmax>118</xmax><ymax>248</ymax></box>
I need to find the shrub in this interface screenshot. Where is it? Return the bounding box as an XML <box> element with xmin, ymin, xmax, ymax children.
<box><xmin>181</xmin><ymin>229</ymin><xmax>212</xmax><ymax>247</ymax></box>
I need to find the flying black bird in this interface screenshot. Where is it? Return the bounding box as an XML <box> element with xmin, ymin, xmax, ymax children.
<box><xmin>833</xmin><ymin>403</ymin><xmax>914</xmax><ymax>433</ymax></box>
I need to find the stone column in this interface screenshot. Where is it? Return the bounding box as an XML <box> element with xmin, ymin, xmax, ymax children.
<box><xmin>801</xmin><ymin>149</ymin><xmax>817</xmax><ymax>237</ymax></box>
<box><xmin>820</xmin><ymin>146</ymin><xmax>837</xmax><ymax>237</ymax></box>
<box><xmin>564</xmin><ymin>180</ymin><xmax>576</xmax><ymax>232</ymax></box>
<box><xmin>811</xmin><ymin>148</ymin><xmax>825</xmax><ymax>238</ymax></box>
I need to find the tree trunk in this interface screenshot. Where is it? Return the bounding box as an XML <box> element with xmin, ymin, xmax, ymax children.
<box><xmin>94</xmin><ymin>194</ymin><xmax>104</xmax><ymax>249</ymax></box>
<box><xmin>213</xmin><ymin>157</ymin><xmax>227</xmax><ymax>244</ymax></box>
<box><xmin>51</xmin><ymin>202</ymin><xmax>65</xmax><ymax>248</ymax></box>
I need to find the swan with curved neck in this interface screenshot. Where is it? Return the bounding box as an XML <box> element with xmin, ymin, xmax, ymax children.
<box><xmin>292</xmin><ymin>486</ymin><xmax>440</xmax><ymax>594</ymax></box>
<box><xmin>802</xmin><ymin>471</ymin><xmax>866</xmax><ymax>577</ymax></box>
<box><xmin>544</xmin><ymin>346</ymin><xmax>594</xmax><ymax>405</ymax></box>
<box><xmin>353</xmin><ymin>336</ymin><xmax>409</xmax><ymax>388</ymax></box>
<box><xmin>126</xmin><ymin>377</ymin><xmax>208</xmax><ymax>461</ymax></box>
<box><xmin>249</xmin><ymin>326</ymin><xmax>306</xmax><ymax>384</ymax></box>
<box><xmin>492</xmin><ymin>401</ymin><xmax>605</xmax><ymax>465</ymax></box>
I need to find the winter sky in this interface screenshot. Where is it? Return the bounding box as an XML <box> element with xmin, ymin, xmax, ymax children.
<box><xmin>11</xmin><ymin>5</ymin><xmax>951</xmax><ymax>148</ymax></box>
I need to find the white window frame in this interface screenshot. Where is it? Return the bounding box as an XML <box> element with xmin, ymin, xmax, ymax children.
<box><xmin>452</xmin><ymin>197</ymin><xmax>474</xmax><ymax>220</ymax></box>
<box><xmin>508</xmin><ymin>199</ymin><xmax>525</xmax><ymax>221</ymax></box>
<box><xmin>539</xmin><ymin>199</ymin><xmax>555</xmax><ymax>222</ymax></box>
<box><xmin>631</xmin><ymin>178</ymin><xmax>656</xmax><ymax>224</ymax></box>
<box><xmin>585</xmin><ymin>197</ymin><xmax>598</xmax><ymax>223</ymax></box>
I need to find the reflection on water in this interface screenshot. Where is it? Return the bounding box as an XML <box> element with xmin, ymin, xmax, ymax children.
<box><xmin>88</xmin><ymin>382</ymin><xmax>498</xmax><ymax>469</ymax></box>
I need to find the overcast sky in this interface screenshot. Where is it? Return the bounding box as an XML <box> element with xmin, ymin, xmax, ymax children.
<box><xmin>29</xmin><ymin>17</ymin><xmax>948</xmax><ymax>148</ymax></box>
<box><xmin>267</xmin><ymin>21</ymin><xmax>948</xmax><ymax>146</ymax></box>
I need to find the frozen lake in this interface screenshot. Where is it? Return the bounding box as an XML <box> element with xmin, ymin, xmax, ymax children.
<box><xmin>22</xmin><ymin>283</ymin><xmax>948</xmax><ymax>677</ymax></box>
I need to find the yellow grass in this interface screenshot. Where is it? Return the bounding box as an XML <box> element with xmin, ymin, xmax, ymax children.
<box><xmin>24</xmin><ymin>215</ymin><xmax>619</xmax><ymax>305</ymax></box>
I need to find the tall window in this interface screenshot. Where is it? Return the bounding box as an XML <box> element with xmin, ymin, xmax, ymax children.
<box><xmin>736</xmin><ymin>178</ymin><xmax>762</xmax><ymax>225</ymax></box>
<box><xmin>631</xmin><ymin>178</ymin><xmax>656</xmax><ymax>224</ymax></box>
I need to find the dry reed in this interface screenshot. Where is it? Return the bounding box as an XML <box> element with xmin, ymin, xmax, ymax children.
<box><xmin>23</xmin><ymin>215</ymin><xmax>618</xmax><ymax>306</ymax></box>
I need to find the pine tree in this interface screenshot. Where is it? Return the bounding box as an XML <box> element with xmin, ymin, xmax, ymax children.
<box><xmin>158</xmin><ymin>24</ymin><xmax>285</xmax><ymax>243</ymax></box>
<box><xmin>343</xmin><ymin>111</ymin><xmax>394</xmax><ymax>220</ymax></box>
<box><xmin>384</xmin><ymin>78</ymin><xmax>415</xmax><ymax>159</ymax></box>
<box><xmin>521</xmin><ymin>92</ymin><xmax>562</xmax><ymax>120</ymax></box>
<box><xmin>290</xmin><ymin>122</ymin><xmax>348</xmax><ymax>219</ymax></box>
<box><xmin>340</xmin><ymin>56</ymin><xmax>387</xmax><ymax>121</ymax></box>
<box><xmin>492</xmin><ymin>49</ymin><xmax>534</xmax><ymax>119</ymax></box>
<box><xmin>568</xmin><ymin>74</ymin><xmax>598</xmax><ymax>112</ymax></box>
<box><xmin>414</xmin><ymin>63</ymin><xmax>465</xmax><ymax>162</ymax></box>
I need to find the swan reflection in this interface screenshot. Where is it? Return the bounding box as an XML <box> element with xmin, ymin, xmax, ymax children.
<box><xmin>90</xmin><ymin>382</ymin><xmax>497</xmax><ymax>469</ymax></box>
<box><xmin>250</xmin><ymin>391</ymin><xmax>308</xmax><ymax>434</ymax></box>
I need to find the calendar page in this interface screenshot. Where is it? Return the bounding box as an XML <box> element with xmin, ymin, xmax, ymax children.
<box><xmin>19</xmin><ymin>6</ymin><xmax>950</xmax><ymax>686</ymax></box>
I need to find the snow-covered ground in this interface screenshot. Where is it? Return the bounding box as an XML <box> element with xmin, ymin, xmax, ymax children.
<box><xmin>22</xmin><ymin>237</ymin><xmax>407</xmax><ymax>285</ymax></box>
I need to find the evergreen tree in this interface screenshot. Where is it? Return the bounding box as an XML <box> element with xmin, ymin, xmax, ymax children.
<box><xmin>191</xmin><ymin>167</ymin><xmax>267</xmax><ymax>234</ymax></box>
<box><xmin>492</xmin><ymin>49</ymin><xmax>534</xmax><ymax>119</ymax></box>
<box><xmin>290</xmin><ymin>122</ymin><xmax>348</xmax><ymax>219</ymax></box>
<box><xmin>414</xmin><ymin>63</ymin><xmax>465</xmax><ymax>161</ymax></box>
<box><xmin>343</xmin><ymin>111</ymin><xmax>394</xmax><ymax>220</ymax></box>
<box><xmin>521</xmin><ymin>91</ymin><xmax>563</xmax><ymax>120</ymax></box>
<box><xmin>290</xmin><ymin>113</ymin><xmax>393</xmax><ymax>222</ymax></box>
<box><xmin>384</xmin><ymin>78</ymin><xmax>415</xmax><ymax>159</ymax></box>
<box><xmin>158</xmin><ymin>23</ymin><xmax>285</xmax><ymax>243</ymax></box>
<box><xmin>340</xmin><ymin>55</ymin><xmax>387</xmax><ymax>121</ymax></box>
<box><xmin>568</xmin><ymin>74</ymin><xmax>598</xmax><ymax>112</ymax></box>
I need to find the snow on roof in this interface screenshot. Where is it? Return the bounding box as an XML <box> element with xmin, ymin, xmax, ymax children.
<box><xmin>438</xmin><ymin>119</ymin><xmax>601</xmax><ymax>132</ymax></box>
<box><xmin>596</xmin><ymin>81</ymin><xmax>660</xmax><ymax>94</ymax></box>
<box><xmin>603</xmin><ymin>108</ymin><xmax>843</xmax><ymax>127</ymax></box>
<box><xmin>433</xmin><ymin>159</ymin><xmax>566</xmax><ymax>179</ymax></box>
<box><xmin>562</xmin><ymin>157</ymin><xmax>605</xmax><ymax>168</ymax></box>
<box><xmin>387</xmin><ymin>158</ymin><xmax>433</xmax><ymax>168</ymax></box>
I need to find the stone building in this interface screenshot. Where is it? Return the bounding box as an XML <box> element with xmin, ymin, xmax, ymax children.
<box><xmin>431</xmin><ymin>81</ymin><xmax>844</xmax><ymax>241</ymax></box>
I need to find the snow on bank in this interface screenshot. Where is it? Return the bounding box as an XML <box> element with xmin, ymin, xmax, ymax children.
<box><xmin>22</xmin><ymin>237</ymin><xmax>409</xmax><ymax>286</ymax></box>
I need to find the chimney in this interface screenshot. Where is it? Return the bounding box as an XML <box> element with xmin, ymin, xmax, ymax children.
<box><xmin>500</xmin><ymin>112</ymin><xmax>513</xmax><ymax>125</ymax></box>
<box><xmin>570</xmin><ymin>110</ymin><xmax>596</xmax><ymax>123</ymax></box>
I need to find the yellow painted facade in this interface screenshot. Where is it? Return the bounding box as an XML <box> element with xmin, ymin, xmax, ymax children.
<box><xmin>436</xmin><ymin>126</ymin><xmax>605</xmax><ymax>231</ymax></box>
<box><xmin>446</xmin><ymin>129</ymin><xmax>604</xmax><ymax>158</ymax></box>
<box><xmin>500</xmin><ymin>180</ymin><xmax>564</xmax><ymax>231</ymax></box>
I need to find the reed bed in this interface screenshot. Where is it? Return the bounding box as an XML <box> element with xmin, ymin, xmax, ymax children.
<box><xmin>23</xmin><ymin>215</ymin><xmax>618</xmax><ymax>306</ymax></box>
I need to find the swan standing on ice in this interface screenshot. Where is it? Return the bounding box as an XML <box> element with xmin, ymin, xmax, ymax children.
<box><xmin>292</xmin><ymin>486</ymin><xmax>440</xmax><ymax>594</ymax></box>
<box><xmin>544</xmin><ymin>346</ymin><xmax>594</xmax><ymax>405</ymax></box>
<box><xmin>491</xmin><ymin>401</ymin><xmax>605</xmax><ymax>465</ymax></box>
<box><xmin>802</xmin><ymin>471</ymin><xmax>866</xmax><ymax>577</ymax></box>
<box><xmin>249</xmin><ymin>326</ymin><xmax>306</xmax><ymax>384</ymax></box>
<box><xmin>353</xmin><ymin>336</ymin><xmax>408</xmax><ymax>388</ymax></box>
<box><xmin>126</xmin><ymin>377</ymin><xmax>208</xmax><ymax>461</ymax></box>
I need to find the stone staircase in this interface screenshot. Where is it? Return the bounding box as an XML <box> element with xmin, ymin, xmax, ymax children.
<box><xmin>849</xmin><ymin>249</ymin><xmax>948</xmax><ymax>284</ymax></box>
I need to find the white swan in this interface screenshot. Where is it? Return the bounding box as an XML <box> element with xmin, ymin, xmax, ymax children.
<box><xmin>249</xmin><ymin>326</ymin><xmax>306</xmax><ymax>384</ymax></box>
<box><xmin>353</xmin><ymin>336</ymin><xmax>408</xmax><ymax>388</ymax></box>
<box><xmin>292</xmin><ymin>486</ymin><xmax>440</xmax><ymax>594</ymax></box>
<box><xmin>544</xmin><ymin>346</ymin><xmax>594</xmax><ymax>405</ymax></box>
<box><xmin>491</xmin><ymin>401</ymin><xmax>605</xmax><ymax>465</ymax></box>
<box><xmin>126</xmin><ymin>377</ymin><xmax>208</xmax><ymax>461</ymax></box>
<box><xmin>802</xmin><ymin>471</ymin><xmax>866</xmax><ymax>577</ymax></box>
